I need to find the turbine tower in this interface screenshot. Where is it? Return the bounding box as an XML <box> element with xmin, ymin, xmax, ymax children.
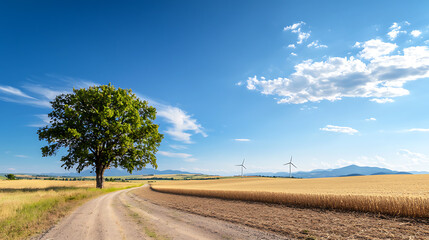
<box><xmin>284</xmin><ymin>156</ymin><xmax>297</xmax><ymax>178</ymax></box>
<box><xmin>236</xmin><ymin>158</ymin><xmax>246</xmax><ymax>177</ymax></box>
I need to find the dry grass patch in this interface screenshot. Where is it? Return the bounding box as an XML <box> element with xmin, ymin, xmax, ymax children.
<box><xmin>0</xmin><ymin>180</ymin><xmax>141</xmax><ymax>240</ymax></box>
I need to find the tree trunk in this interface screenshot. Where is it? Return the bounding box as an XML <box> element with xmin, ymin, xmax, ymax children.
<box><xmin>96</xmin><ymin>166</ymin><xmax>105</xmax><ymax>189</ymax></box>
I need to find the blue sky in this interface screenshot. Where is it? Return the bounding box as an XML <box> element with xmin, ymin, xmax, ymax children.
<box><xmin>1</xmin><ymin>0</ymin><xmax>429</xmax><ymax>175</ymax></box>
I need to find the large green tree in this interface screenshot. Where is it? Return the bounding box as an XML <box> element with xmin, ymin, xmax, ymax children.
<box><xmin>38</xmin><ymin>84</ymin><xmax>163</xmax><ymax>188</ymax></box>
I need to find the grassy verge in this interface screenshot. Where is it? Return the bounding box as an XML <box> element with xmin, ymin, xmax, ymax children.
<box><xmin>0</xmin><ymin>184</ymin><xmax>141</xmax><ymax>240</ymax></box>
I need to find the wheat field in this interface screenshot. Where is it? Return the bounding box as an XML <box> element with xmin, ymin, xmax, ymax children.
<box><xmin>150</xmin><ymin>175</ymin><xmax>429</xmax><ymax>218</ymax></box>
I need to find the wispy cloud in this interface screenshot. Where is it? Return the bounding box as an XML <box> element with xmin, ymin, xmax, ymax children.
<box><xmin>405</xmin><ymin>128</ymin><xmax>429</xmax><ymax>132</ymax></box>
<box><xmin>365</xmin><ymin>117</ymin><xmax>377</xmax><ymax>121</ymax></box>
<box><xmin>0</xmin><ymin>86</ymin><xmax>35</xmax><ymax>99</ymax></box>
<box><xmin>158</xmin><ymin>151</ymin><xmax>197</xmax><ymax>162</ymax></box>
<box><xmin>234</xmin><ymin>139</ymin><xmax>251</xmax><ymax>142</ymax></box>
<box><xmin>28</xmin><ymin>114</ymin><xmax>51</xmax><ymax>127</ymax></box>
<box><xmin>158</xmin><ymin>151</ymin><xmax>192</xmax><ymax>158</ymax></box>
<box><xmin>0</xmin><ymin>75</ymin><xmax>98</xmax><ymax>108</ymax></box>
<box><xmin>397</xmin><ymin>149</ymin><xmax>428</xmax><ymax>164</ymax></box>
<box><xmin>320</xmin><ymin>125</ymin><xmax>358</xmax><ymax>135</ymax></box>
<box><xmin>14</xmin><ymin>155</ymin><xmax>29</xmax><ymax>158</ymax></box>
<box><xmin>170</xmin><ymin>144</ymin><xmax>188</xmax><ymax>150</ymax></box>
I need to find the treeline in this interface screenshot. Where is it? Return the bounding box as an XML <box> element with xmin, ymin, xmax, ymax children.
<box><xmin>127</xmin><ymin>177</ymin><xmax>221</xmax><ymax>181</ymax></box>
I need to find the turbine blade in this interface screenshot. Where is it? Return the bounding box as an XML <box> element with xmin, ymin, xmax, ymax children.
<box><xmin>243</xmin><ymin>165</ymin><xmax>247</xmax><ymax>169</ymax></box>
<box><xmin>242</xmin><ymin>159</ymin><xmax>245</xmax><ymax>165</ymax></box>
<box><xmin>292</xmin><ymin>163</ymin><xmax>297</xmax><ymax>168</ymax></box>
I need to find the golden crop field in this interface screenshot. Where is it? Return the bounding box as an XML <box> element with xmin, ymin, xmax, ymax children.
<box><xmin>0</xmin><ymin>179</ymin><xmax>141</xmax><ymax>240</ymax></box>
<box><xmin>151</xmin><ymin>175</ymin><xmax>429</xmax><ymax>218</ymax></box>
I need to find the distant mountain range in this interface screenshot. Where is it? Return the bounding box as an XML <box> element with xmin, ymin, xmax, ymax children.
<box><xmin>5</xmin><ymin>164</ymin><xmax>429</xmax><ymax>178</ymax></box>
<box><xmin>39</xmin><ymin>168</ymin><xmax>194</xmax><ymax>177</ymax></box>
<box><xmin>247</xmin><ymin>165</ymin><xmax>423</xmax><ymax>178</ymax></box>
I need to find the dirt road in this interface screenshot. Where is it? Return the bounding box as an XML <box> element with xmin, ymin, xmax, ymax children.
<box><xmin>35</xmin><ymin>186</ymin><xmax>287</xmax><ymax>240</ymax></box>
<box><xmin>36</xmin><ymin>185</ymin><xmax>429</xmax><ymax>240</ymax></box>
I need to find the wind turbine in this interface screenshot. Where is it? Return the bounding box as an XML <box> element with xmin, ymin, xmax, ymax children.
<box><xmin>284</xmin><ymin>156</ymin><xmax>297</xmax><ymax>178</ymax></box>
<box><xmin>236</xmin><ymin>158</ymin><xmax>246</xmax><ymax>177</ymax></box>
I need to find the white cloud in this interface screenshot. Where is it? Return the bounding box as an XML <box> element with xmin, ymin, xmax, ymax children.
<box><xmin>158</xmin><ymin>150</ymin><xmax>197</xmax><ymax>162</ymax></box>
<box><xmin>365</xmin><ymin>117</ymin><xmax>377</xmax><ymax>121</ymax></box>
<box><xmin>354</xmin><ymin>39</ymin><xmax>397</xmax><ymax>60</ymax></box>
<box><xmin>288</xmin><ymin>44</ymin><xmax>296</xmax><ymax>49</ymax></box>
<box><xmin>387</xmin><ymin>22</ymin><xmax>407</xmax><ymax>40</ymax></box>
<box><xmin>7</xmin><ymin>168</ymin><xmax>15</xmax><ymax>171</ymax></box>
<box><xmin>236</xmin><ymin>81</ymin><xmax>243</xmax><ymax>86</ymax></box>
<box><xmin>244</xmin><ymin>37</ymin><xmax>429</xmax><ymax>104</ymax></box>
<box><xmin>290</xmin><ymin>52</ymin><xmax>297</xmax><ymax>56</ymax></box>
<box><xmin>284</xmin><ymin>21</ymin><xmax>305</xmax><ymax>31</ymax></box>
<box><xmin>320</xmin><ymin>125</ymin><xmax>358</xmax><ymax>135</ymax></box>
<box><xmin>284</xmin><ymin>21</ymin><xmax>311</xmax><ymax>44</ymax></box>
<box><xmin>129</xmin><ymin>94</ymin><xmax>207</xmax><ymax>144</ymax></box>
<box><xmin>410</xmin><ymin>30</ymin><xmax>422</xmax><ymax>38</ymax></box>
<box><xmin>406</xmin><ymin>128</ymin><xmax>429</xmax><ymax>132</ymax></box>
<box><xmin>307</xmin><ymin>40</ymin><xmax>328</xmax><ymax>48</ymax></box>
<box><xmin>14</xmin><ymin>155</ymin><xmax>29</xmax><ymax>158</ymax></box>
<box><xmin>156</xmin><ymin>105</ymin><xmax>207</xmax><ymax>143</ymax></box>
<box><xmin>234</xmin><ymin>139</ymin><xmax>251</xmax><ymax>142</ymax></box>
<box><xmin>297</xmin><ymin>32</ymin><xmax>311</xmax><ymax>44</ymax></box>
<box><xmin>370</xmin><ymin>98</ymin><xmax>395</xmax><ymax>104</ymax></box>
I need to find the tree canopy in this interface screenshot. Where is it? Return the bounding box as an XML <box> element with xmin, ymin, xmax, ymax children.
<box><xmin>5</xmin><ymin>174</ymin><xmax>16</xmax><ymax>180</ymax></box>
<box><xmin>37</xmin><ymin>84</ymin><xmax>163</xmax><ymax>188</ymax></box>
